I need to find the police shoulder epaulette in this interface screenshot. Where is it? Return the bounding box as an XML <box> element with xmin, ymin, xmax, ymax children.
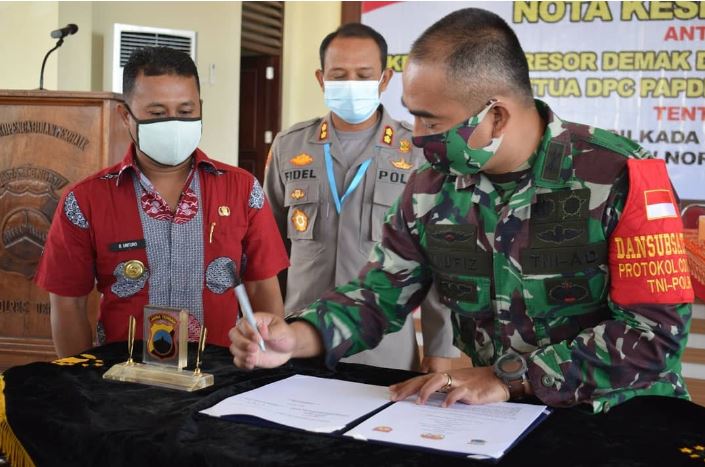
<box><xmin>575</xmin><ymin>123</ymin><xmax>652</xmax><ymax>160</ymax></box>
<box><xmin>278</xmin><ymin>117</ymin><xmax>321</xmax><ymax>137</ymax></box>
<box><xmin>399</xmin><ymin>120</ymin><xmax>413</xmax><ymax>132</ymax></box>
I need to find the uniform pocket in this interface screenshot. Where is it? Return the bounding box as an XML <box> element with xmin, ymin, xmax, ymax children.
<box><xmin>284</xmin><ymin>181</ymin><xmax>320</xmax><ymax>240</ymax></box>
<box><xmin>434</xmin><ymin>273</ymin><xmax>492</xmax><ymax>317</ymax></box>
<box><xmin>426</xmin><ymin>226</ymin><xmax>492</xmax><ymax>317</ymax></box>
<box><xmin>370</xmin><ymin>182</ymin><xmax>402</xmax><ymax>243</ymax></box>
<box><xmin>521</xmin><ymin>267</ymin><xmax>607</xmax><ymax>319</ymax></box>
<box><xmin>111</xmin><ymin>261</ymin><xmax>150</xmax><ymax>298</ymax></box>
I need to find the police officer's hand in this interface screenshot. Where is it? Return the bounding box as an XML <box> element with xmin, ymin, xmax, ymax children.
<box><xmin>229</xmin><ymin>312</ymin><xmax>295</xmax><ymax>369</ymax></box>
<box><xmin>389</xmin><ymin>367</ymin><xmax>510</xmax><ymax>407</ymax></box>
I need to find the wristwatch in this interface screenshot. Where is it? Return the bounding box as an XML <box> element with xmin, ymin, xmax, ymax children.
<box><xmin>493</xmin><ymin>352</ymin><xmax>529</xmax><ymax>400</ymax></box>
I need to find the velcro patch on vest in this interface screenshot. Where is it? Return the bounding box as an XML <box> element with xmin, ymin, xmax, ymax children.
<box><xmin>531</xmin><ymin>221</ymin><xmax>587</xmax><ymax>247</ymax></box>
<box><xmin>109</xmin><ymin>239</ymin><xmax>146</xmax><ymax>252</ymax></box>
<box><xmin>532</xmin><ymin>189</ymin><xmax>590</xmax><ymax>223</ymax></box>
<box><xmin>541</xmin><ymin>141</ymin><xmax>568</xmax><ymax>182</ymax></box>
<box><xmin>437</xmin><ymin>276</ymin><xmax>478</xmax><ymax>303</ymax></box>
<box><xmin>521</xmin><ymin>242</ymin><xmax>607</xmax><ymax>274</ymax></box>
<box><xmin>544</xmin><ymin>277</ymin><xmax>592</xmax><ymax>304</ymax></box>
<box><xmin>426</xmin><ymin>225</ymin><xmax>477</xmax><ymax>251</ymax></box>
<box><xmin>429</xmin><ymin>250</ymin><xmax>491</xmax><ymax>276</ymax></box>
<box><xmin>609</xmin><ymin>158</ymin><xmax>694</xmax><ymax>305</ymax></box>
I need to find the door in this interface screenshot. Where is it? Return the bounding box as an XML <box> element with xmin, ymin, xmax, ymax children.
<box><xmin>238</xmin><ymin>55</ymin><xmax>281</xmax><ymax>183</ymax></box>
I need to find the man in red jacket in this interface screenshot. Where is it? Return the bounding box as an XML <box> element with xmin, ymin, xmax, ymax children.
<box><xmin>36</xmin><ymin>46</ymin><xmax>288</xmax><ymax>357</ymax></box>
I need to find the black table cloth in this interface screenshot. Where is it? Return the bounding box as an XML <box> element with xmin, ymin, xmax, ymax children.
<box><xmin>2</xmin><ymin>342</ymin><xmax>704</xmax><ymax>467</ymax></box>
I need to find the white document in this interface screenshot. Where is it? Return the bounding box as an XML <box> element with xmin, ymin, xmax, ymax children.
<box><xmin>200</xmin><ymin>374</ymin><xmax>391</xmax><ymax>433</ymax></box>
<box><xmin>345</xmin><ymin>393</ymin><xmax>548</xmax><ymax>460</ymax></box>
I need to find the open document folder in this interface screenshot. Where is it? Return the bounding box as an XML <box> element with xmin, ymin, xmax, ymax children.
<box><xmin>200</xmin><ymin>374</ymin><xmax>549</xmax><ymax>460</ymax></box>
<box><xmin>200</xmin><ymin>375</ymin><xmax>392</xmax><ymax>433</ymax></box>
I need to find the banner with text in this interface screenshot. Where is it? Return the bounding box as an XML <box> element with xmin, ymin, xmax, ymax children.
<box><xmin>362</xmin><ymin>1</ymin><xmax>705</xmax><ymax>200</ymax></box>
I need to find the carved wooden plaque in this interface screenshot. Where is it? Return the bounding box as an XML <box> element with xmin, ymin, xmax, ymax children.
<box><xmin>0</xmin><ymin>91</ymin><xmax>129</xmax><ymax>370</ymax></box>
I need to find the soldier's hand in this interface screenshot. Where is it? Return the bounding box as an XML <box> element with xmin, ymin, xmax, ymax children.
<box><xmin>389</xmin><ymin>367</ymin><xmax>510</xmax><ymax>407</ymax></box>
<box><xmin>420</xmin><ymin>356</ymin><xmax>453</xmax><ymax>373</ymax></box>
<box><xmin>229</xmin><ymin>312</ymin><xmax>295</xmax><ymax>369</ymax></box>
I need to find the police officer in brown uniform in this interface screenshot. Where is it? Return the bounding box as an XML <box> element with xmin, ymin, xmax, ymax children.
<box><xmin>264</xmin><ymin>23</ymin><xmax>457</xmax><ymax>371</ymax></box>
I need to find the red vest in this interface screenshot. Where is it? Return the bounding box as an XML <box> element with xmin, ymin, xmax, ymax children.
<box><xmin>609</xmin><ymin>159</ymin><xmax>694</xmax><ymax>305</ymax></box>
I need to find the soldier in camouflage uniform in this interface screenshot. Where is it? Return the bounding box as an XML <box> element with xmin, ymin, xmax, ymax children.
<box><xmin>230</xmin><ymin>8</ymin><xmax>693</xmax><ymax>413</ymax></box>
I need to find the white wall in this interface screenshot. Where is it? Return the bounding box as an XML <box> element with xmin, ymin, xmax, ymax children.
<box><xmin>92</xmin><ymin>1</ymin><xmax>242</xmax><ymax>164</ymax></box>
<box><xmin>57</xmin><ymin>2</ymin><xmax>93</xmax><ymax>91</ymax></box>
<box><xmin>0</xmin><ymin>2</ymin><xmax>59</xmax><ymax>90</ymax></box>
<box><xmin>0</xmin><ymin>1</ymin><xmax>345</xmax><ymax>164</ymax></box>
<box><xmin>281</xmin><ymin>1</ymin><xmax>341</xmax><ymax>129</ymax></box>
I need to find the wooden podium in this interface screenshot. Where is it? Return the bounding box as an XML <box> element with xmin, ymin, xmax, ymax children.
<box><xmin>0</xmin><ymin>91</ymin><xmax>130</xmax><ymax>370</ymax></box>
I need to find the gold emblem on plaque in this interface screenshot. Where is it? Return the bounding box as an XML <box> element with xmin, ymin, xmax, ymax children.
<box><xmin>102</xmin><ymin>308</ymin><xmax>214</xmax><ymax>392</ymax></box>
<box><xmin>291</xmin><ymin>209</ymin><xmax>309</xmax><ymax>232</ymax></box>
<box><xmin>124</xmin><ymin>260</ymin><xmax>145</xmax><ymax>279</ymax></box>
<box><xmin>290</xmin><ymin>189</ymin><xmax>306</xmax><ymax>200</ymax></box>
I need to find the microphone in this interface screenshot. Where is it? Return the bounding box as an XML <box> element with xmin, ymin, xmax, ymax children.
<box><xmin>50</xmin><ymin>24</ymin><xmax>78</xmax><ymax>39</ymax></box>
<box><xmin>39</xmin><ymin>24</ymin><xmax>79</xmax><ymax>90</ymax></box>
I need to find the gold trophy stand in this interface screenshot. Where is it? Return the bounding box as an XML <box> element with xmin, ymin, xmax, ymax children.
<box><xmin>103</xmin><ymin>316</ymin><xmax>214</xmax><ymax>392</ymax></box>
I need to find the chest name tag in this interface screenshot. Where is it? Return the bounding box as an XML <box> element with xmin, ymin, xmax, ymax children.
<box><xmin>109</xmin><ymin>239</ymin><xmax>146</xmax><ymax>252</ymax></box>
<box><xmin>520</xmin><ymin>242</ymin><xmax>607</xmax><ymax>274</ymax></box>
<box><xmin>429</xmin><ymin>251</ymin><xmax>492</xmax><ymax>277</ymax></box>
<box><xmin>377</xmin><ymin>169</ymin><xmax>409</xmax><ymax>185</ymax></box>
<box><xmin>284</xmin><ymin>169</ymin><xmax>318</xmax><ymax>181</ymax></box>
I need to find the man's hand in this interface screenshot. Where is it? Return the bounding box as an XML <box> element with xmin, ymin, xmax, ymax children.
<box><xmin>229</xmin><ymin>312</ymin><xmax>295</xmax><ymax>369</ymax></box>
<box><xmin>420</xmin><ymin>356</ymin><xmax>453</xmax><ymax>373</ymax></box>
<box><xmin>389</xmin><ymin>367</ymin><xmax>510</xmax><ymax>408</ymax></box>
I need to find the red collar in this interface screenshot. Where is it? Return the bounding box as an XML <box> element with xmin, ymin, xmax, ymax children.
<box><xmin>115</xmin><ymin>143</ymin><xmax>220</xmax><ymax>186</ymax></box>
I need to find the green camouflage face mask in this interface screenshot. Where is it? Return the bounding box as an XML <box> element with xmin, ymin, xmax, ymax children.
<box><xmin>412</xmin><ymin>99</ymin><xmax>503</xmax><ymax>176</ymax></box>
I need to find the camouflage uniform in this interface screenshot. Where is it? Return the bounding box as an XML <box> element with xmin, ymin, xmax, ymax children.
<box><xmin>297</xmin><ymin>100</ymin><xmax>692</xmax><ymax>413</ymax></box>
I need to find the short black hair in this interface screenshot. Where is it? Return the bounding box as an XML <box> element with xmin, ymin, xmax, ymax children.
<box><xmin>410</xmin><ymin>8</ymin><xmax>533</xmax><ymax>107</ymax></box>
<box><xmin>319</xmin><ymin>23</ymin><xmax>388</xmax><ymax>72</ymax></box>
<box><xmin>122</xmin><ymin>46</ymin><xmax>200</xmax><ymax>98</ymax></box>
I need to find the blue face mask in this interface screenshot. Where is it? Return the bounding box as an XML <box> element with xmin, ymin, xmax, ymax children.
<box><xmin>323</xmin><ymin>78</ymin><xmax>382</xmax><ymax>124</ymax></box>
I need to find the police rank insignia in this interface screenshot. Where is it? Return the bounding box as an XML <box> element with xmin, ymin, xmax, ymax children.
<box><xmin>399</xmin><ymin>138</ymin><xmax>411</xmax><ymax>153</ymax></box>
<box><xmin>319</xmin><ymin>122</ymin><xmax>328</xmax><ymax>141</ymax></box>
<box><xmin>291</xmin><ymin>208</ymin><xmax>309</xmax><ymax>232</ymax></box>
<box><xmin>290</xmin><ymin>153</ymin><xmax>314</xmax><ymax>166</ymax></box>
<box><xmin>290</xmin><ymin>189</ymin><xmax>306</xmax><ymax>200</ymax></box>
<box><xmin>382</xmin><ymin>126</ymin><xmax>394</xmax><ymax>145</ymax></box>
<box><xmin>391</xmin><ymin>157</ymin><xmax>413</xmax><ymax>170</ymax></box>
<box><xmin>143</xmin><ymin>306</ymin><xmax>188</xmax><ymax>368</ymax></box>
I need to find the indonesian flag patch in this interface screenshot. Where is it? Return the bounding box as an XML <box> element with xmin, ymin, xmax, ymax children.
<box><xmin>644</xmin><ymin>189</ymin><xmax>677</xmax><ymax>220</ymax></box>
